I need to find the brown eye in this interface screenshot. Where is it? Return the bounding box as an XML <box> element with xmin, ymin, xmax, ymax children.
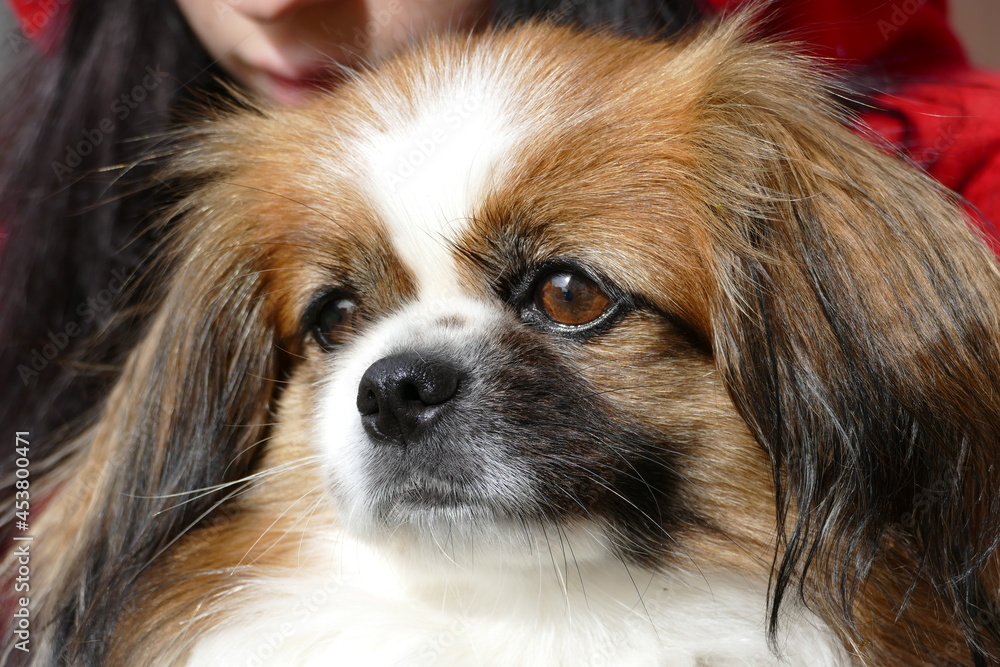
<box><xmin>313</xmin><ymin>294</ymin><xmax>359</xmax><ymax>349</ymax></box>
<box><xmin>534</xmin><ymin>272</ymin><xmax>612</xmax><ymax>326</ymax></box>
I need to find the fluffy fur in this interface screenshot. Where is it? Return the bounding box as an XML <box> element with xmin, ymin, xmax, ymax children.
<box><xmin>5</xmin><ymin>16</ymin><xmax>1000</xmax><ymax>666</ymax></box>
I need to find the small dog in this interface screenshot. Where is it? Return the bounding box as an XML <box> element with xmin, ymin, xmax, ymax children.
<box><xmin>9</xmin><ymin>16</ymin><xmax>1000</xmax><ymax>666</ymax></box>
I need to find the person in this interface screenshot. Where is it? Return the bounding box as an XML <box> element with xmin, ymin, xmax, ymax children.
<box><xmin>1</xmin><ymin>0</ymin><xmax>998</xmax><ymax>516</ymax></box>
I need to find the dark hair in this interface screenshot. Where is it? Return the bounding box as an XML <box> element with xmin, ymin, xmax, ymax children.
<box><xmin>0</xmin><ymin>0</ymin><xmax>704</xmax><ymax>531</ymax></box>
<box><xmin>0</xmin><ymin>0</ymin><xmax>225</xmax><ymax>500</ymax></box>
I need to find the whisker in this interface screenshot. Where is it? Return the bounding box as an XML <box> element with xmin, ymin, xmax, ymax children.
<box><xmin>143</xmin><ymin>481</ymin><xmax>254</xmax><ymax>567</ymax></box>
<box><xmin>231</xmin><ymin>481</ymin><xmax>328</xmax><ymax>573</ymax></box>
<box><xmin>140</xmin><ymin>455</ymin><xmax>321</xmax><ymax>510</ymax></box>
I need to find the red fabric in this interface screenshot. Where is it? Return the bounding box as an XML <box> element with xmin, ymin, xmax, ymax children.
<box><xmin>703</xmin><ymin>0</ymin><xmax>967</xmax><ymax>70</ymax></box>
<box><xmin>8</xmin><ymin>0</ymin><xmax>68</xmax><ymax>54</ymax></box>
<box><xmin>863</xmin><ymin>68</ymin><xmax>1000</xmax><ymax>256</ymax></box>
<box><xmin>704</xmin><ymin>0</ymin><xmax>1000</xmax><ymax>257</ymax></box>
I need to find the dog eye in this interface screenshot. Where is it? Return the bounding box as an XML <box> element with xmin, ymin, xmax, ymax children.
<box><xmin>312</xmin><ymin>294</ymin><xmax>359</xmax><ymax>350</ymax></box>
<box><xmin>534</xmin><ymin>271</ymin><xmax>612</xmax><ymax>326</ymax></box>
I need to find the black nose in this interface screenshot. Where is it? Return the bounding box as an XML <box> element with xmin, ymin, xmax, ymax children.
<box><xmin>357</xmin><ymin>353</ymin><xmax>463</xmax><ymax>444</ymax></box>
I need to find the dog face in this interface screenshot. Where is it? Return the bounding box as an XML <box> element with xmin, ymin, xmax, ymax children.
<box><xmin>133</xmin><ymin>21</ymin><xmax>776</xmax><ymax>577</ymax></box>
<box><xmin>207</xmin><ymin>24</ymin><xmax>771</xmax><ymax>570</ymax></box>
<box><xmin>21</xmin><ymin>18</ymin><xmax>1000</xmax><ymax>666</ymax></box>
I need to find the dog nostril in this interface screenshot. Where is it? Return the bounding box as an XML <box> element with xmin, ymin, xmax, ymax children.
<box><xmin>400</xmin><ymin>381</ymin><xmax>421</xmax><ymax>404</ymax></box>
<box><xmin>358</xmin><ymin>387</ymin><xmax>379</xmax><ymax>416</ymax></box>
<box><xmin>356</xmin><ymin>353</ymin><xmax>463</xmax><ymax>444</ymax></box>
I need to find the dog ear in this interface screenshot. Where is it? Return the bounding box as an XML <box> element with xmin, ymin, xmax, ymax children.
<box><xmin>38</xmin><ymin>186</ymin><xmax>283</xmax><ymax>661</ymax></box>
<box><xmin>697</xmin><ymin>35</ymin><xmax>1000</xmax><ymax>660</ymax></box>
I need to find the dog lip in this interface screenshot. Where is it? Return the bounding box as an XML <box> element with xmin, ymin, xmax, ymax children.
<box><xmin>386</xmin><ymin>475</ymin><xmax>483</xmax><ymax>512</ymax></box>
<box><xmin>400</xmin><ymin>485</ymin><xmax>466</xmax><ymax>507</ymax></box>
<box><xmin>398</xmin><ymin>476</ymin><xmax>473</xmax><ymax>503</ymax></box>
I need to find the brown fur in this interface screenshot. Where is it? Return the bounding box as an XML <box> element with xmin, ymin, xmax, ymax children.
<box><xmin>7</xmin><ymin>16</ymin><xmax>1000</xmax><ymax>666</ymax></box>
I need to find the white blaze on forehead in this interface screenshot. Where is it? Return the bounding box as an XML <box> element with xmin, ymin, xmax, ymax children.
<box><xmin>359</xmin><ymin>67</ymin><xmax>522</xmax><ymax>298</ymax></box>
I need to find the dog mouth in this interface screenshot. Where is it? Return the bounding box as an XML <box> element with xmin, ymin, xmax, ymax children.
<box><xmin>398</xmin><ymin>480</ymin><xmax>473</xmax><ymax>509</ymax></box>
<box><xmin>364</xmin><ymin>469</ymin><xmax>521</xmax><ymax>529</ymax></box>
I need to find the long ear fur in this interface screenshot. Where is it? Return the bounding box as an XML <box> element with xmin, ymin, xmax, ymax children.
<box><xmin>695</xmin><ymin>26</ymin><xmax>1000</xmax><ymax>664</ymax></box>
<box><xmin>26</xmin><ymin>150</ymin><xmax>283</xmax><ymax>664</ymax></box>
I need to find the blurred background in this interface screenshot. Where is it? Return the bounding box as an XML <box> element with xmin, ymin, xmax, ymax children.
<box><xmin>952</xmin><ymin>0</ymin><xmax>1000</xmax><ymax>68</ymax></box>
<box><xmin>0</xmin><ymin>1</ymin><xmax>998</xmax><ymax>78</ymax></box>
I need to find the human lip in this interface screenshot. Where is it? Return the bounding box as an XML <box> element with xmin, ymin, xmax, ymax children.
<box><xmin>258</xmin><ymin>65</ymin><xmax>337</xmax><ymax>105</ymax></box>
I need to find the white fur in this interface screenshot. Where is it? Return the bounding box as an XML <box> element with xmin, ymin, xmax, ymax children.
<box><xmin>364</xmin><ymin>84</ymin><xmax>512</xmax><ymax>299</ymax></box>
<box><xmin>186</xmin><ymin>535</ymin><xmax>846</xmax><ymax>666</ymax></box>
<box><xmin>339</xmin><ymin>47</ymin><xmax>530</xmax><ymax>300</ymax></box>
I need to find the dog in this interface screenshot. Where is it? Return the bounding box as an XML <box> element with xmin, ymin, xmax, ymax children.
<box><xmin>7</xmin><ymin>15</ymin><xmax>1000</xmax><ymax>666</ymax></box>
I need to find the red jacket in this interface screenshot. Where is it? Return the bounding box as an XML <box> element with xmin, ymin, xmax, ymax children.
<box><xmin>705</xmin><ymin>0</ymin><xmax>1000</xmax><ymax>255</ymax></box>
